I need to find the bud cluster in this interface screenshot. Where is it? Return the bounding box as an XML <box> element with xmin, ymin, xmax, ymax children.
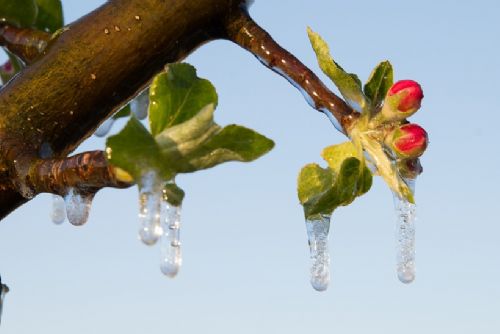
<box><xmin>374</xmin><ymin>80</ymin><xmax>428</xmax><ymax>162</ymax></box>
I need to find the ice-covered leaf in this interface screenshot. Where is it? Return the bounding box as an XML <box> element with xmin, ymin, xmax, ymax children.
<box><xmin>307</xmin><ymin>27</ymin><xmax>367</xmax><ymax>112</ymax></box>
<box><xmin>364</xmin><ymin>61</ymin><xmax>393</xmax><ymax>109</ymax></box>
<box><xmin>106</xmin><ymin>117</ymin><xmax>171</xmax><ymax>180</ymax></box>
<box><xmin>156</xmin><ymin>104</ymin><xmax>274</xmax><ymax>173</ymax></box>
<box><xmin>298</xmin><ymin>157</ymin><xmax>372</xmax><ymax>220</ymax></box>
<box><xmin>34</xmin><ymin>0</ymin><xmax>63</xmax><ymax>32</ymax></box>
<box><xmin>149</xmin><ymin>63</ymin><xmax>218</xmax><ymax>136</ymax></box>
<box><xmin>0</xmin><ymin>0</ymin><xmax>38</xmax><ymax>27</ymax></box>
<box><xmin>321</xmin><ymin>141</ymin><xmax>360</xmax><ymax>172</ymax></box>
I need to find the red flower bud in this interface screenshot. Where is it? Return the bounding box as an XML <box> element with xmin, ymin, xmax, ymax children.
<box><xmin>387</xmin><ymin>123</ymin><xmax>428</xmax><ymax>158</ymax></box>
<box><xmin>381</xmin><ymin>80</ymin><xmax>424</xmax><ymax>120</ymax></box>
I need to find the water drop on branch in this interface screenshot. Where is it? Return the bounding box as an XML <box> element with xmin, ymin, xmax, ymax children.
<box><xmin>51</xmin><ymin>195</ymin><xmax>66</xmax><ymax>224</ymax></box>
<box><xmin>64</xmin><ymin>188</ymin><xmax>94</xmax><ymax>226</ymax></box>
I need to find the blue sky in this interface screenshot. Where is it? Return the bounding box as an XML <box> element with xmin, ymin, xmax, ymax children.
<box><xmin>1</xmin><ymin>0</ymin><xmax>500</xmax><ymax>333</ymax></box>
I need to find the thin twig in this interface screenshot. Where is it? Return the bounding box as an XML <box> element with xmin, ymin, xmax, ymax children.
<box><xmin>224</xmin><ymin>9</ymin><xmax>360</xmax><ymax>133</ymax></box>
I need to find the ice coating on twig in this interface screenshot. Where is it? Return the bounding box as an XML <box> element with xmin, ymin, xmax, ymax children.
<box><xmin>64</xmin><ymin>188</ymin><xmax>94</xmax><ymax>226</ymax></box>
<box><xmin>159</xmin><ymin>202</ymin><xmax>182</xmax><ymax>278</ymax></box>
<box><xmin>305</xmin><ymin>214</ymin><xmax>331</xmax><ymax>291</ymax></box>
<box><xmin>138</xmin><ymin>171</ymin><xmax>163</xmax><ymax>245</ymax></box>
<box><xmin>131</xmin><ymin>90</ymin><xmax>149</xmax><ymax>120</ymax></box>
<box><xmin>51</xmin><ymin>194</ymin><xmax>66</xmax><ymax>224</ymax></box>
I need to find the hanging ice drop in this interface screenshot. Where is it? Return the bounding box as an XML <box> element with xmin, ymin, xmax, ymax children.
<box><xmin>138</xmin><ymin>171</ymin><xmax>163</xmax><ymax>245</ymax></box>
<box><xmin>131</xmin><ymin>90</ymin><xmax>149</xmax><ymax>120</ymax></box>
<box><xmin>51</xmin><ymin>194</ymin><xmax>66</xmax><ymax>224</ymax></box>
<box><xmin>305</xmin><ymin>214</ymin><xmax>331</xmax><ymax>291</ymax></box>
<box><xmin>94</xmin><ymin>118</ymin><xmax>115</xmax><ymax>137</ymax></box>
<box><xmin>160</xmin><ymin>202</ymin><xmax>182</xmax><ymax>278</ymax></box>
<box><xmin>64</xmin><ymin>188</ymin><xmax>94</xmax><ymax>226</ymax></box>
<box><xmin>393</xmin><ymin>178</ymin><xmax>417</xmax><ymax>284</ymax></box>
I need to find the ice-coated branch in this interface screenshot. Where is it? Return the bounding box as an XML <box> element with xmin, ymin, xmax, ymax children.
<box><xmin>224</xmin><ymin>10</ymin><xmax>359</xmax><ymax>133</ymax></box>
<box><xmin>0</xmin><ymin>23</ymin><xmax>51</xmax><ymax>64</ymax></box>
<box><xmin>28</xmin><ymin>151</ymin><xmax>132</xmax><ymax>196</ymax></box>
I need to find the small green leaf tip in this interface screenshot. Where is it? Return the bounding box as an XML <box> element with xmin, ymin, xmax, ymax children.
<box><xmin>307</xmin><ymin>27</ymin><xmax>367</xmax><ymax>113</ymax></box>
<box><xmin>364</xmin><ymin>61</ymin><xmax>393</xmax><ymax>110</ymax></box>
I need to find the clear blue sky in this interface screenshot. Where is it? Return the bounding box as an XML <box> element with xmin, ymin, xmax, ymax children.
<box><xmin>1</xmin><ymin>0</ymin><xmax>499</xmax><ymax>333</ymax></box>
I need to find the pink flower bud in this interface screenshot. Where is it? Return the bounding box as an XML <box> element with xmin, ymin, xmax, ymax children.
<box><xmin>387</xmin><ymin>123</ymin><xmax>428</xmax><ymax>158</ymax></box>
<box><xmin>381</xmin><ymin>80</ymin><xmax>424</xmax><ymax>120</ymax></box>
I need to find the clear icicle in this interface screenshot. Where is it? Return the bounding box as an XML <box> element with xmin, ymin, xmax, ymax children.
<box><xmin>393</xmin><ymin>178</ymin><xmax>417</xmax><ymax>284</ymax></box>
<box><xmin>51</xmin><ymin>195</ymin><xmax>66</xmax><ymax>225</ymax></box>
<box><xmin>64</xmin><ymin>188</ymin><xmax>94</xmax><ymax>226</ymax></box>
<box><xmin>131</xmin><ymin>90</ymin><xmax>149</xmax><ymax>120</ymax></box>
<box><xmin>138</xmin><ymin>171</ymin><xmax>163</xmax><ymax>246</ymax></box>
<box><xmin>305</xmin><ymin>214</ymin><xmax>331</xmax><ymax>291</ymax></box>
<box><xmin>159</xmin><ymin>202</ymin><xmax>182</xmax><ymax>278</ymax></box>
<box><xmin>0</xmin><ymin>279</ymin><xmax>8</xmax><ymax>326</ymax></box>
<box><xmin>94</xmin><ymin>118</ymin><xmax>115</xmax><ymax>137</ymax></box>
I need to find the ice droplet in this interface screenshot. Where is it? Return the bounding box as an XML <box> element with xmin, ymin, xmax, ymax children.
<box><xmin>159</xmin><ymin>203</ymin><xmax>182</xmax><ymax>278</ymax></box>
<box><xmin>51</xmin><ymin>195</ymin><xmax>66</xmax><ymax>225</ymax></box>
<box><xmin>305</xmin><ymin>214</ymin><xmax>331</xmax><ymax>291</ymax></box>
<box><xmin>64</xmin><ymin>188</ymin><xmax>94</xmax><ymax>226</ymax></box>
<box><xmin>138</xmin><ymin>171</ymin><xmax>163</xmax><ymax>245</ymax></box>
<box><xmin>393</xmin><ymin>178</ymin><xmax>417</xmax><ymax>284</ymax></box>
<box><xmin>94</xmin><ymin>118</ymin><xmax>115</xmax><ymax>137</ymax></box>
<box><xmin>131</xmin><ymin>90</ymin><xmax>149</xmax><ymax>120</ymax></box>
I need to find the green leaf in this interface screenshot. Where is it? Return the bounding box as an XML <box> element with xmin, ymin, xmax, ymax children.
<box><xmin>321</xmin><ymin>141</ymin><xmax>360</xmax><ymax>172</ymax></box>
<box><xmin>307</xmin><ymin>27</ymin><xmax>367</xmax><ymax>112</ymax></box>
<box><xmin>298</xmin><ymin>157</ymin><xmax>372</xmax><ymax>220</ymax></box>
<box><xmin>106</xmin><ymin>117</ymin><xmax>171</xmax><ymax>180</ymax></box>
<box><xmin>185</xmin><ymin>124</ymin><xmax>274</xmax><ymax>172</ymax></box>
<box><xmin>0</xmin><ymin>0</ymin><xmax>38</xmax><ymax>27</ymax></box>
<box><xmin>163</xmin><ymin>182</ymin><xmax>185</xmax><ymax>207</ymax></box>
<box><xmin>34</xmin><ymin>0</ymin><xmax>63</xmax><ymax>32</ymax></box>
<box><xmin>149</xmin><ymin>63</ymin><xmax>218</xmax><ymax>136</ymax></box>
<box><xmin>364</xmin><ymin>61</ymin><xmax>393</xmax><ymax>109</ymax></box>
<box><xmin>156</xmin><ymin>104</ymin><xmax>274</xmax><ymax>173</ymax></box>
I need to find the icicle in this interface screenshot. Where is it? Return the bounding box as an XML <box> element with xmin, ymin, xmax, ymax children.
<box><xmin>51</xmin><ymin>195</ymin><xmax>66</xmax><ymax>225</ymax></box>
<box><xmin>138</xmin><ymin>171</ymin><xmax>163</xmax><ymax>245</ymax></box>
<box><xmin>0</xmin><ymin>280</ymin><xmax>7</xmax><ymax>326</ymax></box>
<box><xmin>64</xmin><ymin>188</ymin><xmax>94</xmax><ymax>226</ymax></box>
<box><xmin>305</xmin><ymin>214</ymin><xmax>331</xmax><ymax>291</ymax></box>
<box><xmin>393</xmin><ymin>178</ymin><xmax>417</xmax><ymax>284</ymax></box>
<box><xmin>159</xmin><ymin>202</ymin><xmax>182</xmax><ymax>278</ymax></box>
<box><xmin>131</xmin><ymin>90</ymin><xmax>149</xmax><ymax>120</ymax></box>
<box><xmin>94</xmin><ymin>118</ymin><xmax>115</xmax><ymax>137</ymax></box>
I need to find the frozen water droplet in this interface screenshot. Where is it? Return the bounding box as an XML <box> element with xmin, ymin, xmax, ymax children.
<box><xmin>94</xmin><ymin>118</ymin><xmax>115</xmax><ymax>137</ymax></box>
<box><xmin>64</xmin><ymin>188</ymin><xmax>94</xmax><ymax>226</ymax></box>
<box><xmin>138</xmin><ymin>171</ymin><xmax>162</xmax><ymax>245</ymax></box>
<box><xmin>131</xmin><ymin>90</ymin><xmax>149</xmax><ymax>120</ymax></box>
<box><xmin>51</xmin><ymin>195</ymin><xmax>66</xmax><ymax>225</ymax></box>
<box><xmin>305</xmin><ymin>214</ymin><xmax>331</xmax><ymax>291</ymax></box>
<box><xmin>393</xmin><ymin>178</ymin><xmax>416</xmax><ymax>284</ymax></box>
<box><xmin>160</xmin><ymin>203</ymin><xmax>182</xmax><ymax>278</ymax></box>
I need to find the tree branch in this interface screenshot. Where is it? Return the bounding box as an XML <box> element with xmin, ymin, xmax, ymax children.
<box><xmin>223</xmin><ymin>9</ymin><xmax>359</xmax><ymax>133</ymax></box>
<box><xmin>0</xmin><ymin>1</ymin><xmax>358</xmax><ymax>220</ymax></box>
<box><xmin>28</xmin><ymin>151</ymin><xmax>132</xmax><ymax>195</ymax></box>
